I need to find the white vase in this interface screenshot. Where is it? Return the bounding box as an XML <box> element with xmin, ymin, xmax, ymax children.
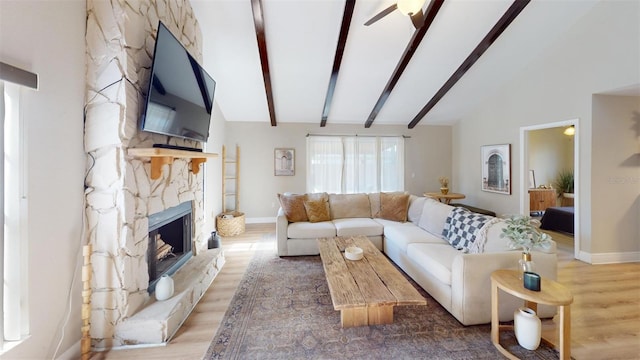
<box><xmin>514</xmin><ymin>307</ymin><xmax>542</xmax><ymax>350</ymax></box>
<box><xmin>155</xmin><ymin>274</ymin><xmax>174</xmax><ymax>301</ymax></box>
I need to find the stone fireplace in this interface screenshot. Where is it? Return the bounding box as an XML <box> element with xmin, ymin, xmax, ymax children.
<box><xmin>83</xmin><ymin>0</ymin><xmax>224</xmax><ymax>349</ymax></box>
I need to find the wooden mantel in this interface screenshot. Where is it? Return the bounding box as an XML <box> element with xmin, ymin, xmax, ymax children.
<box><xmin>128</xmin><ymin>148</ymin><xmax>219</xmax><ymax>180</ymax></box>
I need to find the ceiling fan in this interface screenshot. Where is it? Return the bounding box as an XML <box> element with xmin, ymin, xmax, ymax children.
<box><xmin>364</xmin><ymin>0</ymin><xmax>426</xmax><ymax>29</ymax></box>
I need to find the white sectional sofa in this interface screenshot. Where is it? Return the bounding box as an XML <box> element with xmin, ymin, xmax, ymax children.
<box><xmin>276</xmin><ymin>192</ymin><xmax>558</xmax><ymax>326</ymax></box>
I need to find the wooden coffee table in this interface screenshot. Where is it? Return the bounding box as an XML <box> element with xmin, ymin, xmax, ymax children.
<box><xmin>317</xmin><ymin>235</ymin><xmax>426</xmax><ymax>328</ymax></box>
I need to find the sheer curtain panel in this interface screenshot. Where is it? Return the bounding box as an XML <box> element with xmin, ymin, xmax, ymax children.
<box><xmin>306</xmin><ymin>135</ymin><xmax>404</xmax><ymax>194</ymax></box>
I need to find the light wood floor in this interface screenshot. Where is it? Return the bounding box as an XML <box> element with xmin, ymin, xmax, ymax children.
<box><xmin>95</xmin><ymin>224</ymin><xmax>640</xmax><ymax>360</ymax></box>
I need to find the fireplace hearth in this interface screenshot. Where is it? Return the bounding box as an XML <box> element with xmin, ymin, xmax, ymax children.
<box><xmin>147</xmin><ymin>201</ymin><xmax>193</xmax><ymax>293</ymax></box>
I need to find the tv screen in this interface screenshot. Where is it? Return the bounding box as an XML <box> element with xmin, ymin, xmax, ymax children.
<box><xmin>140</xmin><ymin>22</ymin><xmax>216</xmax><ymax>143</ymax></box>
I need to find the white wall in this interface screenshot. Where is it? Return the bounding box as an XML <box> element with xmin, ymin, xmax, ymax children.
<box><xmin>0</xmin><ymin>0</ymin><xmax>86</xmax><ymax>358</ymax></box>
<box><xmin>528</xmin><ymin>127</ymin><xmax>574</xmax><ymax>188</ymax></box>
<box><xmin>591</xmin><ymin>95</ymin><xmax>640</xmax><ymax>255</ymax></box>
<box><xmin>453</xmin><ymin>0</ymin><xmax>639</xmax><ymax>259</ymax></box>
<box><xmin>204</xmin><ymin>101</ymin><xmax>226</xmax><ymax>235</ymax></box>
<box><xmin>223</xmin><ymin>122</ymin><xmax>452</xmax><ymax>220</ymax></box>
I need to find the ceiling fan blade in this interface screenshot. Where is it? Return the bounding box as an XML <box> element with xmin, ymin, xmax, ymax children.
<box><xmin>409</xmin><ymin>10</ymin><xmax>424</xmax><ymax>29</ymax></box>
<box><xmin>364</xmin><ymin>3</ymin><xmax>398</xmax><ymax>26</ymax></box>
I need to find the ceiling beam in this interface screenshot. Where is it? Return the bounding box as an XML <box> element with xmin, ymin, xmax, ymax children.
<box><xmin>364</xmin><ymin>0</ymin><xmax>445</xmax><ymax>128</ymax></box>
<box><xmin>321</xmin><ymin>0</ymin><xmax>356</xmax><ymax>127</ymax></box>
<box><xmin>407</xmin><ymin>0</ymin><xmax>530</xmax><ymax>129</ymax></box>
<box><xmin>251</xmin><ymin>0</ymin><xmax>277</xmax><ymax>126</ymax></box>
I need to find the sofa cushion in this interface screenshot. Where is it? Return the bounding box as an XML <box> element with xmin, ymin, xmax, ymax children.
<box><xmin>277</xmin><ymin>193</ymin><xmax>308</xmax><ymax>222</ymax></box>
<box><xmin>383</xmin><ymin>225</ymin><xmax>448</xmax><ymax>252</ymax></box>
<box><xmin>333</xmin><ymin>218</ymin><xmax>383</xmax><ymax>237</ymax></box>
<box><xmin>287</xmin><ymin>221</ymin><xmax>336</xmax><ymax>238</ymax></box>
<box><xmin>407</xmin><ymin>196</ymin><xmax>426</xmax><ymax>224</ymax></box>
<box><xmin>373</xmin><ymin>218</ymin><xmax>414</xmax><ymax>228</ymax></box>
<box><xmin>329</xmin><ymin>193</ymin><xmax>371</xmax><ymax>219</ymax></box>
<box><xmin>380</xmin><ymin>192</ymin><xmax>410</xmax><ymax>222</ymax></box>
<box><xmin>368</xmin><ymin>193</ymin><xmax>381</xmax><ymax>218</ymax></box>
<box><xmin>443</xmin><ymin>207</ymin><xmax>498</xmax><ymax>253</ymax></box>
<box><xmin>418</xmin><ymin>198</ymin><xmax>454</xmax><ymax>235</ymax></box>
<box><xmin>306</xmin><ymin>192</ymin><xmax>329</xmax><ymax>202</ymax></box>
<box><xmin>304</xmin><ymin>199</ymin><xmax>331</xmax><ymax>223</ymax></box>
<box><xmin>406</xmin><ymin>243</ymin><xmax>460</xmax><ymax>285</ymax></box>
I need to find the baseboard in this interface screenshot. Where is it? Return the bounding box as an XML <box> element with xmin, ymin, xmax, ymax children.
<box><xmin>56</xmin><ymin>339</ymin><xmax>80</xmax><ymax>360</ymax></box>
<box><xmin>246</xmin><ymin>217</ymin><xmax>276</xmax><ymax>224</ymax></box>
<box><xmin>582</xmin><ymin>251</ymin><xmax>640</xmax><ymax>264</ymax></box>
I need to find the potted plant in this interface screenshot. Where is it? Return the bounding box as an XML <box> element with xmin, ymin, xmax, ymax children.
<box><xmin>554</xmin><ymin>169</ymin><xmax>574</xmax><ymax>198</ymax></box>
<box><xmin>500</xmin><ymin>215</ymin><xmax>552</xmax><ymax>274</ymax></box>
<box><xmin>500</xmin><ymin>215</ymin><xmax>551</xmax><ymax>350</ymax></box>
<box><xmin>439</xmin><ymin>176</ymin><xmax>449</xmax><ymax>194</ymax></box>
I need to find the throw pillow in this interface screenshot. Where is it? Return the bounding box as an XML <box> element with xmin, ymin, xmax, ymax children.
<box><xmin>407</xmin><ymin>196</ymin><xmax>426</xmax><ymax>224</ymax></box>
<box><xmin>368</xmin><ymin>193</ymin><xmax>381</xmax><ymax>218</ymax></box>
<box><xmin>277</xmin><ymin>193</ymin><xmax>308</xmax><ymax>222</ymax></box>
<box><xmin>380</xmin><ymin>192</ymin><xmax>410</xmax><ymax>222</ymax></box>
<box><xmin>304</xmin><ymin>199</ymin><xmax>331</xmax><ymax>223</ymax></box>
<box><xmin>328</xmin><ymin>193</ymin><xmax>371</xmax><ymax>219</ymax></box>
<box><xmin>443</xmin><ymin>207</ymin><xmax>495</xmax><ymax>253</ymax></box>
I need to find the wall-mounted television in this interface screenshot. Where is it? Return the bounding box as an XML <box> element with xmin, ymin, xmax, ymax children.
<box><xmin>140</xmin><ymin>22</ymin><xmax>216</xmax><ymax>143</ymax></box>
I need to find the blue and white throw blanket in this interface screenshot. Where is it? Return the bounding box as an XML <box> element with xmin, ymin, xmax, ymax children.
<box><xmin>442</xmin><ymin>207</ymin><xmax>500</xmax><ymax>254</ymax></box>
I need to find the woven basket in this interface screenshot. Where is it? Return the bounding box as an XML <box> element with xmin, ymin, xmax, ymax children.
<box><xmin>216</xmin><ymin>211</ymin><xmax>245</xmax><ymax>237</ymax></box>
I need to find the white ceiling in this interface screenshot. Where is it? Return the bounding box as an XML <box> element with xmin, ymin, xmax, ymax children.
<box><xmin>190</xmin><ymin>0</ymin><xmax>600</xmax><ymax>127</ymax></box>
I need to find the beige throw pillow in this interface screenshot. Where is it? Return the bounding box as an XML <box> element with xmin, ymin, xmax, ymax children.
<box><xmin>277</xmin><ymin>193</ymin><xmax>308</xmax><ymax>222</ymax></box>
<box><xmin>304</xmin><ymin>199</ymin><xmax>331</xmax><ymax>223</ymax></box>
<box><xmin>380</xmin><ymin>192</ymin><xmax>410</xmax><ymax>222</ymax></box>
<box><xmin>368</xmin><ymin>193</ymin><xmax>381</xmax><ymax>218</ymax></box>
<box><xmin>329</xmin><ymin>193</ymin><xmax>371</xmax><ymax>219</ymax></box>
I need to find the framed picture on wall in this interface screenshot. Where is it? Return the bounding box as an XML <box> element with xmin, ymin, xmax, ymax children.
<box><xmin>481</xmin><ymin>144</ymin><xmax>511</xmax><ymax>194</ymax></box>
<box><xmin>274</xmin><ymin>148</ymin><xmax>295</xmax><ymax>176</ymax></box>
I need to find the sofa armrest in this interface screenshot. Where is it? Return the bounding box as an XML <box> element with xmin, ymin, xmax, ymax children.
<box><xmin>276</xmin><ymin>208</ymin><xmax>289</xmax><ymax>256</ymax></box>
<box><xmin>450</xmin><ymin>251</ymin><xmax>557</xmax><ymax>325</ymax></box>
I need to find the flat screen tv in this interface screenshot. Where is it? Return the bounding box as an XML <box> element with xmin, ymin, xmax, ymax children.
<box><xmin>140</xmin><ymin>22</ymin><xmax>216</xmax><ymax>143</ymax></box>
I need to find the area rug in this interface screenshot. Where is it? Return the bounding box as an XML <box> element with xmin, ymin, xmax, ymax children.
<box><xmin>204</xmin><ymin>239</ymin><xmax>560</xmax><ymax>359</ymax></box>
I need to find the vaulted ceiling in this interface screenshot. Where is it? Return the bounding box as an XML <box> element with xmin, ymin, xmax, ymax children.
<box><xmin>190</xmin><ymin>0</ymin><xmax>599</xmax><ymax>128</ymax></box>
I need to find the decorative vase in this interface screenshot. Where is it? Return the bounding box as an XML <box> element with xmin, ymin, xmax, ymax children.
<box><xmin>208</xmin><ymin>231</ymin><xmax>222</xmax><ymax>249</ymax></box>
<box><xmin>155</xmin><ymin>274</ymin><xmax>174</xmax><ymax>301</ymax></box>
<box><xmin>519</xmin><ymin>252</ymin><xmax>535</xmax><ymax>279</ymax></box>
<box><xmin>440</xmin><ymin>187</ymin><xmax>449</xmax><ymax>195</ymax></box>
<box><xmin>514</xmin><ymin>307</ymin><xmax>542</xmax><ymax>350</ymax></box>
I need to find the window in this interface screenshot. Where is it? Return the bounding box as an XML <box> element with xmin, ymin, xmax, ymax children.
<box><xmin>306</xmin><ymin>135</ymin><xmax>404</xmax><ymax>194</ymax></box>
<box><xmin>1</xmin><ymin>80</ymin><xmax>30</xmax><ymax>352</ymax></box>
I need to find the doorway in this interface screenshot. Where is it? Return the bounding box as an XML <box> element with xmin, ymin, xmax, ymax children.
<box><xmin>520</xmin><ymin>119</ymin><xmax>580</xmax><ymax>259</ymax></box>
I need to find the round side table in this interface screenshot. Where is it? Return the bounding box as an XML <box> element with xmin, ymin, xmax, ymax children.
<box><xmin>490</xmin><ymin>269</ymin><xmax>573</xmax><ymax>360</ymax></box>
<box><xmin>423</xmin><ymin>192</ymin><xmax>465</xmax><ymax>205</ymax></box>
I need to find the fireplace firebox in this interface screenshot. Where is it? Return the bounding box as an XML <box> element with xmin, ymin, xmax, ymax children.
<box><xmin>147</xmin><ymin>201</ymin><xmax>193</xmax><ymax>293</ymax></box>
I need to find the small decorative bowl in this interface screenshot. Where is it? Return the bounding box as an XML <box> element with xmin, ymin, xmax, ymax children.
<box><xmin>344</xmin><ymin>246</ymin><xmax>364</xmax><ymax>261</ymax></box>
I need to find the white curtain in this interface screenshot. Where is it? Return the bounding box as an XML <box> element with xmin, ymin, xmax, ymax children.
<box><xmin>2</xmin><ymin>82</ymin><xmax>29</xmax><ymax>346</ymax></box>
<box><xmin>380</xmin><ymin>137</ymin><xmax>404</xmax><ymax>192</ymax></box>
<box><xmin>307</xmin><ymin>135</ymin><xmax>404</xmax><ymax>194</ymax></box>
<box><xmin>306</xmin><ymin>136</ymin><xmax>343</xmax><ymax>193</ymax></box>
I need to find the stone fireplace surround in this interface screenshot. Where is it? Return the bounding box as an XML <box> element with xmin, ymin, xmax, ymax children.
<box><xmin>84</xmin><ymin>0</ymin><xmax>224</xmax><ymax>349</ymax></box>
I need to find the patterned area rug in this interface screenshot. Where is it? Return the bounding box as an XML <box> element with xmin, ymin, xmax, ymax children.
<box><xmin>205</xmin><ymin>240</ymin><xmax>560</xmax><ymax>359</ymax></box>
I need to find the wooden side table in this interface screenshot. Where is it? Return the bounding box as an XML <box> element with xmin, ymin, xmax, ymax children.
<box><xmin>490</xmin><ymin>269</ymin><xmax>573</xmax><ymax>360</ymax></box>
<box><xmin>423</xmin><ymin>192</ymin><xmax>465</xmax><ymax>205</ymax></box>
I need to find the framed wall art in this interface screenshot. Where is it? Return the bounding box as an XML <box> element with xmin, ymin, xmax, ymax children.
<box><xmin>481</xmin><ymin>144</ymin><xmax>511</xmax><ymax>194</ymax></box>
<box><xmin>274</xmin><ymin>148</ymin><xmax>295</xmax><ymax>176</ymax></box>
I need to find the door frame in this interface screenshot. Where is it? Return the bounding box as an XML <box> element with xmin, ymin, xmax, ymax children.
<box><xmin>520</xmin><ymin>119</ymin><xmax>580</xmax><ymax>260</ymax></box>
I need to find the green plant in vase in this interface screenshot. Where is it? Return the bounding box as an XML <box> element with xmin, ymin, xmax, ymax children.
<box><xmin>554</xmin><ymin>169</ymin><xmax>574</xmax><ymax>198</ymax></box>
<box><xmin>500</xmin><ymin>215</ymin><xmax>552</xmax><ymax>277</ymax></box>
